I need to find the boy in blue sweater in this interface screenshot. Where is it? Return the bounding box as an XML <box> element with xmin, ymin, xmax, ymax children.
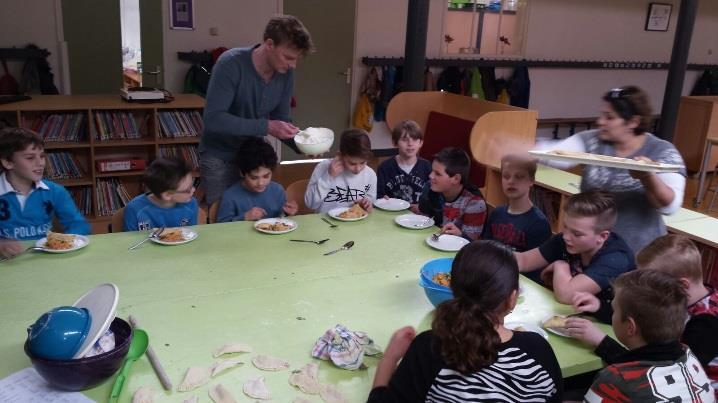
<box><xmin>377</xmin><ymin>120</ymin><xmax>431</xmax><ymax>209</ymax></box>
<box><xmin>482</xmin><ymin>154</ymin><xmax>552</xmax><ymax>283</ymax></box>
<box><xmin>123</xmin><ymin>157</ymin><xmax>198</xmax><ymax>231</ymax></box>
<box><xmin>0</xmin><ymin>128</ymin><xmax>89</xmax><ymax>258</ymax></box>
<box><xmin>217</xmin><ymin>138</ymin><xmax>297</xmax><ymax>222</ymax></box>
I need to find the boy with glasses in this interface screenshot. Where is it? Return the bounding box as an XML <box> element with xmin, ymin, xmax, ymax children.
<box><xmin>123</xmin><ymin>157</ymin><xmax>198</xmax><ymax>231</ymax></box>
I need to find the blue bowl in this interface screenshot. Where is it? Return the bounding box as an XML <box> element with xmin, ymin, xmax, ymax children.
<box><xmin>419</xmin><ymin>257</ymin><xmax>453</xmax><ymax>290</ymax></box>
<box><xmin>419</xmin><ymin>258</ymin><xmax>454</xmax><ymax>307</ymax></box>
<box><xmin>419</xmin><ymin>276</ymin><xmax>454</xmax><ymax>307</ymax></box>
<box><xmin>27</xmin><ymin>306</ymin><xmax>91</xmax><ymax>360</ymax></box>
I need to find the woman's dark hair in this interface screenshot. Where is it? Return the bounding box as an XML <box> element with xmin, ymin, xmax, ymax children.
<box><xmin>236</xmin><ymin>137</ymin><xmax>278</xmax><ymax>176</ymax></box>
<box><xmin>602</xmin><ymin>86</ymin><xmax>653</xmax><ymax>135</ymax></box>
<box><xmin>432</xmin><ymin>240</ymin><xmax>519</xmax><ymax>373</ymax></box>
<box><xmin>339</xmin><ymin>128</ymin><xmax>373</xmax><ymax>160</ymax></box>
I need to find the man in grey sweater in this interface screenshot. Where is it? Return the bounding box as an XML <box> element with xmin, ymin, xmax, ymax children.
<box><xmin>200</xmin><ymin>15</ymin><xmax>314</xmax><ymax>204</ymax></box>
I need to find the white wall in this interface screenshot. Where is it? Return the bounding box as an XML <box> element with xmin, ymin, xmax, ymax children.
<box><xmin>162</xmin><ymin>0</ymin><xmax>281</xmax><ymax>91</ymax></box>
<box><xmin>352</xmin><ymin>0</ymin><xmax>718</xmax><ymax>144</ymax></box>
<box><xmin>0</xmin><ymin>0</ymin><xmax>66</xmax><ymax>93</ymax></box>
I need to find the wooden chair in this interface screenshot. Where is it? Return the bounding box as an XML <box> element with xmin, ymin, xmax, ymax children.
<box><xmin>208</xmin><ymin>201</ymin><xmax>221</xmax><ymax>224</ymax></box>
<box><xmin>109</xmin><ymin>207</ymin><xmax>125</xmax><ymax>233</ymax></box>
<box><xmin>197</xmin><ymin>206</ymin><xmax>208</xmax><ymax>224</ymax></box>
<box><xmin>285</xmin><ymin>179</ymin><xmax>313</xmax><ymax>215</ymax></box>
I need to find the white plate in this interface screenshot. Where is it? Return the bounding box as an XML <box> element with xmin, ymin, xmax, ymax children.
<box><xmin>72</xmin><ymin>283</ymin><xmax>119</xmax><ymax>358</ymax></box>
<box><xmin>505</xmin><ymin>322</ymin><xmax>549</xmax><ymax>340</ymax></box>
<box><xmin>34</xmin><ymin>235</ymin><xmax>90</xmax><ymax>253</ymax></box>
<box><xmin>150</xmin><ymin>228</ymin><xmax>198</xmax><ymax>245</ymax></box>
<box><xmin>529</xmin><ymin>150</ymin><xmax>683</xmax><ymax>173</ymax></box>
<box><xmin>395</xmin><ymin>214</ymin><xmax>434</xmax><ymax>229</ymax></box>
<box><xmin>541</xmin><ymin>315</ymin><xmax>571</xmax><ymax>337</ymax></box>
<box><xmin>327</xmin><ymin>207</ymin><xmax>368</xmax><ymax>222</ymax></box>
<box><xmin>425</xmin><ymin>234</ymin><xmax>470</xmax><ymax>252</ymax></box>
<box><xmin>254</xmin><ymin>218</ymin><xmax>298</xmax><ymax>234</ymax></box>
<box><xmin>374</xmin><ymin>198</ymin><xmax>410</xmax><ymax>211</ymax></box>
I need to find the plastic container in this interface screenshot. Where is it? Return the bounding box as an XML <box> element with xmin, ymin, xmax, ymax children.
<box><xmin>294</xmin><ymin>127</ymin><xmax>334</xmax><ymax>155</ymax></box>
<box><xmin>25</xmin><ymin>317</ymin><xmax>132</xmax><ymax>391</ymax></box>
<box><xmin>27</xmin><ymin>306</ymin><xmax>91</xmax><ymax>360</ymax></box>
<box><xmin>419</xmin><ymin>257</ymin><xmax>454</xmax><ymax>306</ymax></box>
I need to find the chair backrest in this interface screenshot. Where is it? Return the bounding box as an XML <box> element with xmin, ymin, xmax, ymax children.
<box><xmin>208</xmin><ymin>201</ymin><xmax>221</xmax><ymax>224</ymax></box>
<box><xmin>285</xmin><ymin>179</ymin><xmax>312</xmax><ymax>215</ymax></box>
<box><xmin>109</xmin><ymin>207</ymin><xmax>125</xmax><ymax>233</ymax></box>
<box><xmin>197</xmin><ymin>205</ymin><xmax>208</xmax><ymax>224</ymax></box>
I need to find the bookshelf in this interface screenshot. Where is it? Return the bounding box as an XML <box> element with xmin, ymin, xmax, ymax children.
<box><xmin>0</xmin><ymin>94</ymin><xmax>204</xmax><ymax>233</ymax></box>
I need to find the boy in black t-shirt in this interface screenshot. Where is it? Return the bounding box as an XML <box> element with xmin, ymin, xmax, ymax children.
<box><xmin>377</xmin><ymin>120</ymin><xmax>431</xmax><ymax>209</ymax></box>
<box><xmin>514</xmin><ymin>191</ymin><xmax>634</xmax><ymax>305</ymax></box>
<box><xmin>481</xmin><ymin>154</ymin><xmax>551</xmax><ymax>283</ymax></box>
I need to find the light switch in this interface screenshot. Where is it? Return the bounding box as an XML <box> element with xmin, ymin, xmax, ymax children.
<box><xmin>210</xmin><ymin>27</ymin><xmax>219</xmax><ymax>36</ymax></box>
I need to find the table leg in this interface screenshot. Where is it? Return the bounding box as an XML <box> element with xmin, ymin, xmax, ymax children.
<box><xmin>694</xmin><ymin>140</ymin><xmax>714</xmax><ymax>207</ymax></box>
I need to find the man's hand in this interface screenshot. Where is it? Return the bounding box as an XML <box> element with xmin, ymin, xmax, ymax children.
<box><xmin>244</xmin><ymin>207</ymin><xmax>267</xmax><ymax>221</ymax></box>
<box><xmin>357</xmin><ymin>198</ymin><xmax>373</xmax><ymax>212</ymax></box>
<box><xmin>283</xmin><ymin>200</ymin><xmax>299</xmax><ymax>216</ymax></box>
<box><xmin>0</xmin><ymin>239</ymin><xmax>24</xmax><ymax>259</ymax></box>
<box><xmin>441</xmin><ymin>222</ymin><xmax>461</xmax><ymax>236</ymax></box>
<box><xmin>565</xmin><ymin>317</ymin><xmax>606</xmax><ymax>347</ymax></box>
<box><xmin>268</xmin><ymin>120</ymin><xmax>299</xmax><ymax>140</ymax></box>
<box><xmin>572</xmin><ymin>291</ymin><xmax>601</xmax><ymax>313</ymax></box>
<box><xmin>328</xmin><ymin>157</ymin><xmax>344</xmax><ymax>178</ymax></box>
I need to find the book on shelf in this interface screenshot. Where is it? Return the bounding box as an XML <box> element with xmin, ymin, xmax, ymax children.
<box><xmin>95</xmin><ymin>178</ymin><xmax>133</xmax><ymax>216</ymax></box>
<box><xmin>94</xmin><ymin>111</ymin><xmax>142</xmax><ymax>141</ymax></box>
<box><xmin>24</xmin><ymin>113</ymin><xmax>87</xmax><ymax>142</ymax></box>
<box><xmin>68</xmin><ymin>187</ymin><xmax>92</xmax><ymax>216</ymax></box>
<box><xmin>158</xmin><ymin>144</ymin><xmax>199</xmax><ymax>170</ymax></box>
<box><xmin>45</xmin><ymin>152</ymin><xmax>85</xmax><ymax>180</ymax></box>
<box><xmin>96</xmin><ymin>159</ymin><xmax>147</xmax><ymax>173</ymax></box>
<box><xmin>158</xmin><ymin>110</ymin><xmax>203</xmax><ymax>138</ymax></box>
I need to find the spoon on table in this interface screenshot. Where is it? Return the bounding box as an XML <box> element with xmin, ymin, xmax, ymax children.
<box><xmin>109</xmin><ymin>329</ymin><xmax>149</xmax><ymax>403</ymax></box>
<box><xmin>323</xmin><ymin>241</ymin><xmax>354</xmax><ymax>256</ymax></box>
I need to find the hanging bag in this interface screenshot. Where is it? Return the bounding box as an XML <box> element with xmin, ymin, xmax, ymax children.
<box><xmin>0</xmin><ymin>60</ymin><xmax>20</xmax><ymax>95</ymax></box>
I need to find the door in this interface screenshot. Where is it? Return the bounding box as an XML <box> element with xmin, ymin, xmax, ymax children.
<box><xmin>139</xmin><ymin>0</ymin><xmax>164</xmax><ymax>88</ymax></box>
<box><xmin>282</xmin><ymin>0</ymin><xmax>356</xmax><ymax>160</ymax></box>
<box><xmin>62</xmin><ymin>0</ymin><xmax>123</xmax><ymax>93</ymax></box>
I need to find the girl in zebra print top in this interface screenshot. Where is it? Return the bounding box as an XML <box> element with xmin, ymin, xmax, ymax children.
<box><xmin>369</xmin><ymin>240</ymin><xmax>563</xmax><ymax>402</ymax></box>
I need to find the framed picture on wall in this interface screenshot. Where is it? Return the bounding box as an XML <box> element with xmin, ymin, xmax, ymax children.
<box><xmin>169</xmin><ymin>0</ymin><xmax>194</xmax><ymax>30</ymax></box>
<box><xmin>645</xmin><ymin>3</ymin><xmax>672</xmax><ymax>32</ymax></box>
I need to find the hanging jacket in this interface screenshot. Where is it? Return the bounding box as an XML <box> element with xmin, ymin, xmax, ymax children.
<box><xmin>374</xmin><ymin>66</ymin><xmax>395</xmax><ymax>122</ymax></box>
<box><xmin>691</xmin><ymin>69</ymin><xmax>718</xmax><ymax>96</ymax></box>
<box><xmin>352</xmin><ymin>94</ymin><xmax>373</xmax><ymax>131</ymax></box>
<box><xmin>479</xmin><ymin>66</ymin><xmax>497</xmax><ymax>101</ymax></box>
<box><xmin>508</xmin><ymin>65</ymin><xmax>530</xmax><ymax>108</ymax></box>
<box><xmin>436</xmin><ymin>66</ymin><xmax>462</xmax><ymax>94</ymax></box>
<box><xmin>469</xmin><ymin>67</ymin><xmax>485</xmax><ymax>99</ymax></box>
<box><xmin>424</xmin><ymin>68</ymin><xmax>436</xmax><ymax>91</ymax></box>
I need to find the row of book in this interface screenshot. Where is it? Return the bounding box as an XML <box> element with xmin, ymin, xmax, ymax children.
<box><xmin>68</xmin><ymin>187</ymin><xmax>92</xmax><ymax>216</ymax></box>
<box><xmin>158</xmin><ymin>110</ymin><xmax>203</xmax><ymax>138</ymax></box>
<box><xmin>23</xmin><ymin>113</ymin><xmax>87</xmax><ymax>142</ymax></box>
<box><xmin>45</xmin><ymin>152</ymin><xmax>85</xmax><ymax>181</ymax></box>
<box><xmin>96</xmin><ymin>178</ymin><xmax>132</xmax><ymax>216</ymax></box>
<box><xmin>94</xmin><ymin>111</ymin><xmax>142</xmax><ymax>141</ymax></box>
<box><xmin>159</xmin><ymin>145</ymin><xmax>200</xmax><ymax>170</ymax></box>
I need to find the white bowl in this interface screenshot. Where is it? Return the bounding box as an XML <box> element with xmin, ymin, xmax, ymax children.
<box><xmin>294</xmin><ymin>127</ymin><xmax>334</xmax><ymax>155</ymax></box>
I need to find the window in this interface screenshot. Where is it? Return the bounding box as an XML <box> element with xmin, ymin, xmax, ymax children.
<box><xmin>443</xmin><ymin>0</ymin><xmax>529</xmax><ymax>56</ymax></box>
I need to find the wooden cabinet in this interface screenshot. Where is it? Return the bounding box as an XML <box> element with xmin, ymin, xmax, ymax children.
<box><xmin>0</xmin><ymin>94</ymin><xmax>204</xmax><ymax>233</ymax></box>
<box><xmin>673</xmin><ymin>96</ymin><xmax>718</xmax><ymax>173</ymax></box>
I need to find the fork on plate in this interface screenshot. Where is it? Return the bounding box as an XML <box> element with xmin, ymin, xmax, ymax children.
<box><xmin>128</xmin><ymin>227</ymin><xmax>165</xmax><ymax>250</ymax></box>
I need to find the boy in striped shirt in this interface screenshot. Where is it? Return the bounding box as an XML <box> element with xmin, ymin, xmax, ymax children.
<box><xmin>417</xmin><ymin>147</ymin><xmax>486</xmax><ymax>240</ymax></box>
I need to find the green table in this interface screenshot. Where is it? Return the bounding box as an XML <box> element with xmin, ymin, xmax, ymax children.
<box><xmin>0</xmin><ymin>210</ymin><xmax>610</xmax><ymax>402</ymax></box>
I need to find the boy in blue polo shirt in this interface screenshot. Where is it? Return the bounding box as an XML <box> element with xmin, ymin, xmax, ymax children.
<box><xmin>123</xmin><ymin>157</ymin><xmax>198</xmax><ymax>231</ymax></box>
<box><xmin>0</xmin><ymin>128</ymin><xmax>89</xmax><ymax>258</ymax></box>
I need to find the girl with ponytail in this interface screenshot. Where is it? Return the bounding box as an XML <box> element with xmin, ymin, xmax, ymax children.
<box><xmin>368</xmin><ymin>240</ymin><xmax>563</xmax><ymax>402</ymax></box>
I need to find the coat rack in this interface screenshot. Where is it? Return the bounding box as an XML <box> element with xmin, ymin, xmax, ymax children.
<box><xmin>362</xmin><ymin>56</ymin><xmax>717</xmax><ymax>71</ymax></box>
